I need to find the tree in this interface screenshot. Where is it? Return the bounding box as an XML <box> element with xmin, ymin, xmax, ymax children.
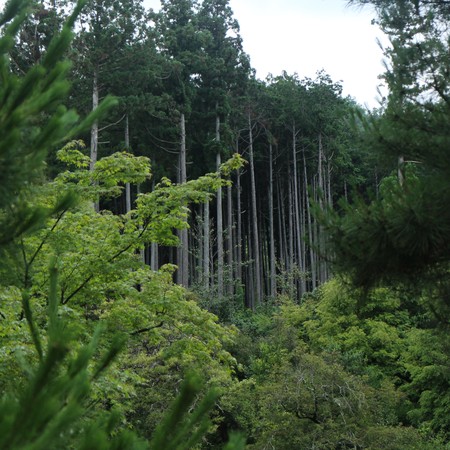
<box><xmin>196</xmin><ymin>0</ymin><xmax>250</xmax><ymax>298</ymax></box>
<box><xmin>69</xmin><ymin>0</ymin><xmax>147</xmax><ymax>210</ymax></box>
<box><xmin>326</xmin><ymin>1</ymin><xmax>450</xmax><ymax>307</ymax></box>
<box><xmin>321</xmin><ymin>0</ymin><xmax>450</xmax><ymax>438</ymax></box>
<box><xmin>0</xmin><ymin>2</ymin><xmax>246</xmax><ymax>447</ymax></box>
<box><xmin>153</xmin><ymin>0</ymin><xmax>206</xmax><ymax>287</ymax></box>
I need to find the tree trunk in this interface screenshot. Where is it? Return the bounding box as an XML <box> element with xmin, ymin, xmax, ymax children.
<box><xmin>236</xmin><ymin>167</ymin><xmax>242</xmax><ymax>283</ymax></box>
<box><xmin>125</xmin><ymin>113</ymin><xmax>132</xmax><ymax>214</ymax></box>
<box><xmin>227</xmin><ymin>183</ymin><xmax>233</xmax><ymax>296</ymax></box>
<box><xmin>90</xmin><ymin>67</ymin><xmax>99</xmax><ymax>212</ymax></box>
<box><xmin>304</xmin><ymin>150</ymin><xmax>316</xmax><ymax>290</ymax></box>
<box><xmin>292</xmin><ymin>123</ymin><xmax>305</xmax><ymax>296</ymax></box>
<box><xmin>204</xmin><ymin>200</ymin><xmax>210</xmax><ymax>291</ymax></box>
<box><xmin>269</xmin><ymin>141</ymin><xmax>277</xmax><ymax>299</ymax></box>
<box><xmin>288</xmin><ymin>172</ymin><xmax>294</xmax><ymax>298</ymax></box>
<box><xmin>318</xmin><ymin>133</ymin><xmax>327</xmax><ymax>284</ymax></box>
<box><xmin>248</xmin><ymin>113</ymin><xmax>261</xmax><ymax>306</ymax></box>
<box><xmin>216</xmin><ymin>113</ymin><xmax>223</xmax><ymax>299</ymax></box>
<box><xmin>150</xmin><ymin>180</ymin><xmax>158</xmax><ymax>270</ymax></box>
<box><xmin>177</xmin><ymin>112</ymin><xmax>189</xmax><ymax>287</ymax></box>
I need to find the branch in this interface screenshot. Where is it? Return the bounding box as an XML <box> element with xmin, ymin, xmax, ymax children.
<box><xmin>61</xmin><ymin>223</ymin><xmax>149</xmax><ymax>304</ymax></box>
<box><xmin>98</xmin><ymin>114</ymin><xmax>126</xmax><ymax>133</ymax></box>
<box><xmin>61</xmin><ymin>274</ymin><xmax>94</xmax><ymax>305</ymax></box>
<box><xmin>130</xmin><ymin>322</ymin><xmax>164</xmax><ymax>336</ymax></box>
<box><xmin>28</xmin><ymin>208</ymin><xmax>68</xmax><ymax>269</ymax></box>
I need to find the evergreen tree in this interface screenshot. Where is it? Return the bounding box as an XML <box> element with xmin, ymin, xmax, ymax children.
<box><xmin>326</xmin><ymin>1</ymin><xmax>450</xmax><ymax>311</ymax></box>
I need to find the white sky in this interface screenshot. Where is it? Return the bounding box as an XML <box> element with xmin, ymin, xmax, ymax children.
<box><xmin>229</xmin><ymin>0</ymin><xmax>388</xmax><ymax>108</ymax></box>
<box><xmin>0</xmin><ymin>0</ymin><xmax>388</xmax><ymax>108</ymax></box>
<box><xmin>146</xmin><ymin>0</ymin><xmax>388</xmax><ymax>108</ymax></box>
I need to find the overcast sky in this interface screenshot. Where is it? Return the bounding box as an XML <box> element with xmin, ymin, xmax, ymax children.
<box><xmin>0</xmin><ymin>0</ymin><xmax>388</xmax><ymax>107</ymax></box>
<box><xmin>147</xmin><ymin>0</ymin><xmax>388</xmax><ymax>108</ymax></box>
<box><xmin>229</xmin><ymin>0</ymin><xmax>388</xmax><ymax>108</ymax></box>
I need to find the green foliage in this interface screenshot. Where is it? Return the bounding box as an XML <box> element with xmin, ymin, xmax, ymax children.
<box><xmin>0</xmin><ymin>0</ymin><xmax>114</xmax><ymax>245</ymax></box>
<box><xmin>0</xmin><ymin>2</ymin><xmax>246</xmax><ymax>448</ymax></box>
<box><xmin>326</xmin><ymin>1</ymin><xmax>450</xmax><ymax>314</ymax></box>
<box><xmin>218</xmin><ymin>279</ymin><xmax>450</xmax><ymax>448</ymax></box>
<box><xmin>0</xmin><ymin>265</ymin><xmax>145</xmax><ymax>450</ymax></box>
<box><xmin>55</xmin><ymin>140</ymin><xmax>151</xmax><ymax>200</ymax></box>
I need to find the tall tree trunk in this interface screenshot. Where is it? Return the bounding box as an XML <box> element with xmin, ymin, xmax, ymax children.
<box><xmin>269</xmin><ymin>141</ymin><xmax>277</xmax><ymax>299</ymax></box>
<box><xmin>304</xmin><ymin>150</ymin><xmax>316</xmax><ymax>290</ymax></box>
<box><xmin>150</xmin><ymin>180</ymin><xmax>158</xmax><ymax>270</ymax></box>
<box><xmin>248</xmin><ymin>113</ymin><xmax>261</xmax><ymax>306</ymax></box>
<box><xmin>90</xmin><ymin>67</ymin><xmax>99</xmax><ymax>212</ymax></box>
<box><xmin>398</xmin><ymin>155</ymin><xmax>405</xmax><ymax>186</ymax></box>
<box><xmin>318</xmin><ymin>133</ymin><xmax>326</xmax><ymax>284</ymax></box>
<box><xmin>125</xmin><ymin>113</ymin><xmax>132</xmax><ymax>214</ymax></box>
<box><xmin>278</xmin><ymin>179</ymin><xmax>287</xmax><ymax>271</ymax></box>
<box><xmin>292</xmin><ymin>123</ymin><xmax>305</xmax><ymax>297</ymax></box>
<box><xmin>204</xmin><ymin>200</ymin><xmax>210</xmax><ymax>291</ymax></box>
<box><xmin>236</xmin><ymin>167</ymin><xmax>242</xmax><ymax>283</ymax></box>
<box><xmin>216</xmin><ymin>113</ymin><xmax>223</xmax><ymax>299</ymax></box>
<box><xmin>246</xmin><ymin>219</ymin><xmax>254</xmax><ymax>309</ymax></box>
<box><xmin>288</xmin><ymin>172</ymin><xmax>294</xmax><ymax>298</ymax></box>
<box><xmin>227</xmin><ymin>183</ymin><xmax>233</xmax><ymax>296</ymax></box>
<box><xmin>177</xmin><ymin>112</ymin><xmax>189</xmax><ymax>287</ymax></box>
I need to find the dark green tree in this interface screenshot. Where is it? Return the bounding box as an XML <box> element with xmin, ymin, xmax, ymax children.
<box><xmin>322</xmin><ymin>0</ymin><xmax>450</xmax><ymax>439</ymax></box>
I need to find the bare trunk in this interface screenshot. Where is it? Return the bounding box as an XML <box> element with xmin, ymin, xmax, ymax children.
<box><xmin>216</xmin><ymin>114</ymin><xmax>223</xmax><ymax>299</ymax></box>
<box><xmin>288</xmin><ymin>173</ymin><xmax>294</xmax><ymax>298</ymax></box>
<box><xmin>137</xmin><ymin>183</ymin><xmax>145</xmax><ymax>264</ymax></box>
<box><xmin>90</xmin><ymin>68</ymin><xmax>99</xmax><ymax>212</ymax></box>
<box><xmin>204</xmin><ymin>200</ymin><xmax>210</xmax><ymax>291</ymax></box>
<box><xmin>304</xmin><ymin>151</ymin><xmax>316</xmax><ymax>290</ymax></box>
<box><xmin>318</xmin><ymin>133</ymin><xmax>326</xmax><ymax>284</ymax></box>
<box><xmin>292</xmin><ymin>124</ymin><xmax>305</xmax><ymax>297</ymax></box>
<box><xmin>177</xmin><ymin>112</ymin><xmax>189</xmax><ymax>287</ymax></box>
<box><xmin>125</xmin><ymin>114</ymin><xmax>132</xmax><ymax>213</ymax></box>
<box><xmin>269</xmin><ymin>141</ymin><xmax>277</xmax><ymax>299</ymax></box>
<box><xmin>398</xmin><ymin>155</ymin><xmax>405</xmax><ymax>186</ymax></box>
<box><xmin>236</xmin><ymin>167</ymin><xmax>242</xmax><ymax>282</ymax></box>
<box><xmin>278</xmin><ymin>180</ymin><xmax>287</xmax><ymax>270</ymax></box>
<box><xmin>248</xmin><ymin>113</ymin><xmax>261</xmax><ymax>306</ymax></box>
<box><xmin>227</xmin><ymin>183</ymin><xmax>233</xmax><ymax>296</ymax></box>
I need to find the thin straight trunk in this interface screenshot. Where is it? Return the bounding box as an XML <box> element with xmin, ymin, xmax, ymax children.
<box><xmin>246</xmin><ymin>219</ymin><xmax>254</xmax><ymax>309</ymax></box>
<box><xmin>300</xmin><ymin>170</ymin><xmax>307</xmax><ymax>284</ymax></box>
<box><xmin>90</xmin><ymin>67</ymin><xmax>99</xmax><ymax>212</ymax></box>
<box><xmin>216</xmin><ymin>113</ymin><xmax>223</xmax><ymax>299</ymax></box>
<box><xmin>327</xmin><ymin>156</ymin><xmax>332</xmax><ymax>208</ymax></box>
<box><xmin>261</xmin><ymin>217</ymin><xmax>269</xmax><ymax>298</ymax></box>
<box><xmin>204</xmin><ymin>201</ymin><xmax>210</xmax><ymax>291</ymax></box>
<box><xmin>288</xmin><ymin>175</ymin><xmax>294</xmax><ymax>298</ymax></box>
<box><xmin>398</xmin><ymin>155</ymin><xmax>405</xmax><ymax>186</ymax></box>
<box><xmin>248</xmin><ymin>113</ymin><xmax>261</xmax><ymax>306</ymax></box>
<box><xmin>227</xmin><ymin>183</ymin><xmax>233</xmax><ymax>296</ymax></box>
<box><xmin>269</xmin><ymin>142</ymin><xmax>276</xmax><ymax>299</ymax></box>
<box><xmin>125</xmin><ymin>114</ymin><xmax>132</xmax><ymax>213</ymax></box>
<box><xmin>318</xmin><ymin>133</ymin><xmax>326</xmax><ymax>284</ymax></box>
<box><xmin>313</xmin><ymin>177</ymin><xmax>320</xmax><ymax>287</ymax></box>
<box><xmin>137</xmin><ymin>183</ymin><xmax>145</xmax><ymax>264</ymax></box>
<box><xmin>292</xmin><ymin>124</ymin><xmax>305</xmax><ymax>296</ymax></box>
<box><xmin>178</xmin><ymin>112</ymin><xmax>189</xmax><ymax>287</ymax></box>
<box><xmin>150</xmin><ymin>242</ymin><xmax>158</xmax><ymax>271</ymax></box>
<box><xmin>278</xmin><ymin>180</ymin><xmax>287</xmax><ymax>270</ymax></box>
<box><xmin>236</xmin><ymin>167</ymin><xmax>242</xmax><ymax>282</ymax></box>
<box><xmin>304</xmin><ymin>151</ymin><xmax>316</xmax><ymax>290</ymax></box>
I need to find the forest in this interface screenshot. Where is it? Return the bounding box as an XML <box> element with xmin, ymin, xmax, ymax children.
<box><xmin>0</xmin><ymin>0</ymin><xmax>449</xmax><ymax>448</ymax></box>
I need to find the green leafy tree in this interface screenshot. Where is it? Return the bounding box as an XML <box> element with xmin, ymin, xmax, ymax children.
<box><xmin>0</xmin><ymin>2</ymin><xmax>246</xmax><ymax>448</ymax></box>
